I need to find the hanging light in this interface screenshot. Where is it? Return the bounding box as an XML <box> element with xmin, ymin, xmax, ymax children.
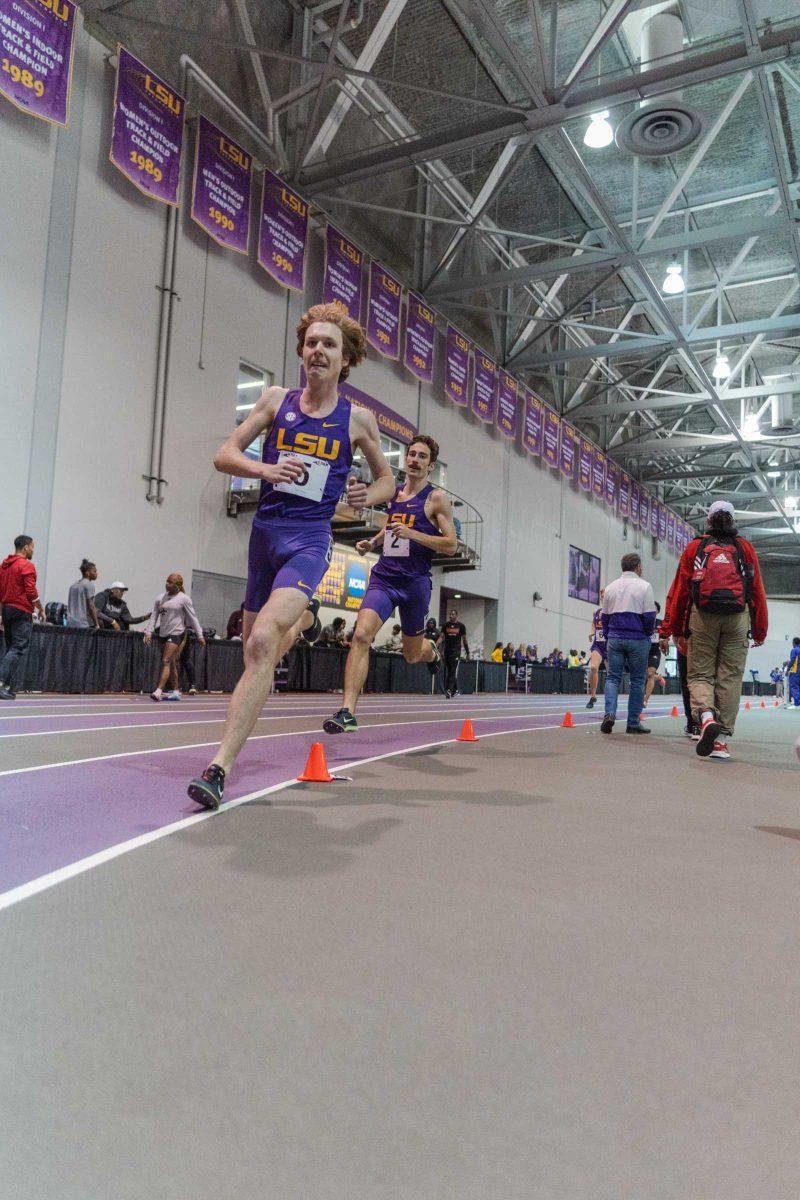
<box><xmin>662</xmin><ymin>258</ymin><xmax>685</xmax><ymax>295</ymax></box>
<box><xmin>583</xmin><ymin>111</ymin><xmax>614</xmax><ymax>149</ymax></box>
<box><xmin>712</xmin><ymin>352</ymin><xmax>731</xmax><ymax>381</ymax></box>
<box><xmin>742</xmin><ymin>413</ymin><xmax>760</xmax><ymax>439</ymax></box>
<box><xmin>786</xmin><ymin>495</ymin><xmax>797</xmax><ymax>510</ymax></box>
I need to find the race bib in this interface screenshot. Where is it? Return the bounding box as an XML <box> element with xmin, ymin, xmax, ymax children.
<box><xmin>383</xmin><ymin>524</ymin><xmax>410</xmax><ymax>557</ymax></box>
<box><xmin>273</xmin><ymin>451</ymin><xmax>330</xmax><ymax>502</ymax></box>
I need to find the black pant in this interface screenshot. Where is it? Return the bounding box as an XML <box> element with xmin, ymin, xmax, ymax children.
<box><xmin>178</xmin><ymin>635</ymin><xmax>196</xmax><ymax>689</ymax></box>
<box><xmin>0</xmin><ymin>605</ymin><xmax>33</xmax><ymax>689</ymax></box>
<box><xmin>444</xmin><ymin>649</ymin><xmax>461</xmax><ymax>694</ymax></box>
<box><xmin>677</xmin><ymin>650</ymin><xmax>692</xmax><ymax>726</ymax></box>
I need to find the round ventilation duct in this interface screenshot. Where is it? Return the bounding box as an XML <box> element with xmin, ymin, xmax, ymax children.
<box><xmin>770</xmin><ymin>393</ymin><xmax>794</xmax><ymax>433</ymax></box>
<box><xmin>616</xmin><ymin>7</ymin><xmax>704</xmax><ymax>157</ymax></box>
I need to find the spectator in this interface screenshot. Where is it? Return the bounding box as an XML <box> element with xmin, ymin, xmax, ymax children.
<box><xmin>786</xmin><ymin>638</ymin><xmax>800</xmax><ymax>708</ymax></box>
<box><xmin>568</xmin><ymin>649</ymin><xmax>581</xmax><ymax>667</ymax></box>
<box><xmin>143</xmin><ymin>573</ymin><xmax>205</xmax><ymax>701</ymax></box>
<box><xmin>490</xmin><ymin>642</ymin><xmax>503</xmax><ymax>663</ymax></box>
<box><xmin>660</xmin><ymin>499</ymin><xmax>767</xmax><ymax>759</ymax></box>
<box><xmin>526</xmin><ymin>644</ymin><xmax>538</xmax><ymax>663</ymax></box>
<box><xmin>320</xmin><ymin>617</ymin><xmax>347</xmax><ymax>647</ymax></box>
<box><xmin>95</xmin><ymin>582</ymin><xmax>150</xmax><ymax>631</ymax></box>
<box><xmin>769</xmin><ymin>665</ymin><xmax>784</xmax><ymax>702</ymax></box>
<box><xmin>600</xmin><ymin>552</ymin><xmax>655</xmax><ymax>736</ymax></box>
<box><xmin>424</xmin><ymin>617</ymin><xmax>439</xmax><ymax>643</ymax></box>
<box><xmin>226</xmin><ymin>604</ymin><xmax>244</xmax><ymax>640</ymax></box>
<box><xmin>67</xmin><ymin>559</ymin><xmax>99</xmax><ymax>628</ymax></box>
<box><xmin>514</xmin><ymin>643</ymin><xmax>526</xmax><ymax>666</ymax></box>
<box><xmin>382</xmin><ymin>623</ymin><xmax>402</xmax><ymax>652</ymax></box>
<box><xmin>0</xmin><ymin>534</ymin><xmax>45</xmax><ymax>701</ymax></box>
<box><xmin>502</xmin><ymin>642</ymin><xmax>515</xmax><ymax>664</ymax></box>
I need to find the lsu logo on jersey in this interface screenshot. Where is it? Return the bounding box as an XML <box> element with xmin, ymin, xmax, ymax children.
<box><xmin>389</xmin><ymin>513</ymin><xmax>416</xmax><ymax>528</ymax></box>
<box><xmin>275</xmin><ymin>427</ymin><xmax>340</xmax><ymax>460</ymax></box>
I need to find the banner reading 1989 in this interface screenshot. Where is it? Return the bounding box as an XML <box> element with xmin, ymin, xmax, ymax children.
<box><xmin>258</xmin><ymin>168</ymin><xmax>308</xmax><ymax>290</ymax></box>
<box><xmin>0</xmin><ymin>0</ymin><xmax>76</xmax><ymax>126</ymax></box>
<box><xmin>191</xmin><ymin>115</ymin><xmax>251</xmax><ymax>253</ymax></box>
<box><xmin>110</xmin><ymin>47</ymin><xmax>185</xmax><ymax>205</ymax></box>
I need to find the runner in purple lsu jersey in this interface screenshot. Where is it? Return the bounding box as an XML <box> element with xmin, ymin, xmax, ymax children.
<box><xmin>188</xmin><ymin>302</ymin><xmax>394</xmax><ymax>809</ymax></box>
<box><xmin>323</xmin><ymin>436</ymin><xmax>457</xmax><ymax>734</ymax></box>
<box><xmin>585</xmin><ymin>586</ymin><xmax>606</xmax><ymax>709</ymax></box>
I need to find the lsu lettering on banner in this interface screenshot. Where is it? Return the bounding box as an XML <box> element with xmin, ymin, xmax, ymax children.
<box><xmin>560</xmin><ymin>423</ymin><xmax>576</xmax><ymax>481</ymax></box>
<box><xmin>367</xmin><ymin>261</ymin><xmax>402</xmax><ymax>359</ymax></box>
<box><xmin>605</xmin><ymin>460</ymin><xmax>618</xmax><ymax>508</ymax></box>
<box><xmin>650</xmin><ymin>495</ymin><xmax>659</xmax><ymax>538</ymax></box>
<box><xmin>496</xmin><ymin>372</ymin><xmax>517</xmax><ymax>438</ymax></box>
<box><xmin>523</xmin><ymin>391</ymin><xmax>543</xmax><ymax>457</ymax></box>
<box><xmin>592</xmin><ymin>447</ymin><xmax>605</xmax><ymax>499</ymax></box>
<box><xmin>403</xmin><ymin>294</ymin><xmax>435</xmax><ymax>383</ymax></box>
<box><xmin>323</xmin><ymin>224</ymin><xmax>363</xmax><ymax>317</ymax></box>
<box><xmin>579</xmin><ymin>438</ymin><xmax>592</xmax><ymax>492</ymax></box>
<box><xmin>0</xmin><ymin>0</ymin><xmax>76</xmax><ymax>126</ymax></box>
<box><xmin>543</xmin><ymin>409</ymin><xmax>560</xmax><ymax>469</ymax></box>
<box><xmin>258</xmin><ymin>169</ymin><xmax>308</xmax><ymax>290</ymax></box>
<box><xmin>471</xmin><ymin>351</ymin><xmax>496</xmax><ymax>424</ymax></box>
<box><xmin>445</xmin><ymin>326</ymin><xmax>470</xmax><ymax>406</ymax></box>
<box><xmin>110</xmin><ymin>47</ymin><xmax>185</xmax><ymax>205</ymax></box>
<box><xmin>191</xmin><ymin>115</ymin><xmax>251</xmax><ymax>253</ymax></box>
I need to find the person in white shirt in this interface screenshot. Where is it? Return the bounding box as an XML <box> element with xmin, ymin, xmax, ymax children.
<box><xmin>600</xmin><ymin>553</ymin><xmax>656</xmax><ymax>735</ymax></box>
<box><xmin>143</xmin><ymin>573</ymin><xmax>204</xmax><ymax>701</ymax></box>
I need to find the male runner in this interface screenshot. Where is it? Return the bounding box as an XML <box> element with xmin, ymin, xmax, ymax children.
<box><xmin>585</xmin><ymin>587</ymin><xmax>605</xmax><ymax>709</ymax></box>
<box><xmin>642</xmin><ymin>600</ymin><xmax>662</xmax><ymax>708</ymax></box>
<box><xmin>439</xmin><ymin>608</ymin><xmax>469</xmax><ymax>698</ymax></box>
<box><xmin>323</xmin><ymin>436</ymin><xmax>456</xmax><ymax>734</ymax></box>
<box><xmin>188</xmin><ymin>302</ymin><xmax>394</xmax><ymax>808</ymax></box>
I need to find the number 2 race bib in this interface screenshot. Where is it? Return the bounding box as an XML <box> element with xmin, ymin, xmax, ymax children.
<box><xmin>273</xmin><ymin>451</ymin><xmax>330</xmax><ymax>502</ymax></box>
<box><xmin>383</xmin><ymin>524</ymin><xmax>410</xmax><ymax>558</ymax></box>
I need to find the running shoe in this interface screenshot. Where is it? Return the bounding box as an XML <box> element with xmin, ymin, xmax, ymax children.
<box><xmin>626</xmin><ymin>724</ymin><xmax>651</xmax><ymax>734</ymax></box>
<box><xmin>696</xmin><ymin>714</ymin><xmax>725</xmax><ymax>757</ymax></box>
<box><xmin>188</xmin><ymin>686</ymin><xmax>197</xmax><ymax>695</ymax></box>
<box><xmin>600</xmin><ymin>714</ymin><xmax>615</xmax><ymax>734</ymax></box>
<box><xmin>586</xmin><ymin>696</ymin><xmax>596</xmax><ymax>709</ymax></box>
<box><xmin>150</xmin><ymin>690</ymin><xmax>162</xmax><ymax>702</ymax></box>
<box><xmin>323</xmin><ymin>708</ymin><xmax>359</xmax><ymax>735</ymax></box>
<box><xmin>427</xmin><ymin>644</ymin><xmax>442</xmax><ymax>676</ymax></box>
<box><xmin>301</xmin><ymin>597</ymin><xmax>322</xmax><ymax>646</ymax></box>
<box><xmin>0</xmin><ymin>686</ymin><xmax>14</xmax><ymax>701</ymax></box>
<box><xmin>188</xmin><ymin>764</ymin><xmax>226</xmax><ymax>810</ymax></box>
<box><xmin>163</xmin><ymin>691</ymin><xmax>182</xmax><ymax>701</ymax></box>
<box><xmin>709</xmin><ymin>740</ymin><xmax>731</xmax><ymax>760</ymax></box>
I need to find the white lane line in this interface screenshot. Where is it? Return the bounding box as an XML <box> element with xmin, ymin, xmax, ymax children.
<box><xmin>0</xmin><ymin>717</ymin><xmax>623</xmax><ymax>913</ymax></box>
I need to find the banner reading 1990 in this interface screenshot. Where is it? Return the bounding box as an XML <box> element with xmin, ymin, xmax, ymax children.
<box><xmin>367</xmin><ymin>261</ymin><xmax>402</xmax><ymax>359</ymax></box>
<box><xmin>110</xmin><ymin>47</ymin><xmax>185</xmax><ymax>205</ymax></box>
<box><xmin>444</xmin><ymin>325</ymin><xmax>470</xmax><ymax>407</ymax></box>
<box><xmin>323</xmin><ymin>224</ymin><xmax>363</xmax><ymax>317</ymax></box>
<box><xmin>471</xmin><ymin>352</ymin><xmax>496</xmax><ymax>424</ymax></box>
<box><xmin>496</xmin><ymin>372</ymin><xmax>517</xmax><ymax>438</ymax></box>
<box><xmin>191</xmin><ymin>115</ymin><xmax>251</xmax><ymax>253</ymax></box>
<box><xmin>0</xmin><ymin>0</ymin><xmax>76</xmax><ymax>126</ymax></box>
<box><xmin>403</xmin><ymin>294</ymin><xmax>435</xmax><ymax>383</ymax></box>
<box><xmin>258</xmin><ymin>169</ymin><xmax>308</xmax><ymax>289</ymax></box>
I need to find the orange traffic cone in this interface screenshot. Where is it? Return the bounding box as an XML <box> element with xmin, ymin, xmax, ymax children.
<box><xmin>457</xmin><ymin>718</ymin><xmax>479</xmax><ymax>742</ymax></box>
<box><xmin>297</xmin><ymin>742</ymin><xmax>333</xmax><ymax>783</ymax></box>
<box><xmin>760</xmin><ymin>699</ymin><xmax>766</xmax><ymax>709</ymax></box>
<box><xmin>774</xmin><ymin>700</ymin><xmax>780</xmax><ymax>707</ymax></box>
<box><xmin>745</xmin><ymin>701</ymin><xmax>751</xmax><ymax>710</ymax></box>
<box><xmin>670</xmin><ymin>705</ymin><xmax>679</xmax><ymax>717</ymax></box>
<box><xmin>561</xmin><ymin>711</ymin><xmax>574</xmax><ymax>728</ymax></box>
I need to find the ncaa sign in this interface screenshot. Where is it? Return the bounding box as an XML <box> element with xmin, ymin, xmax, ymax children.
<box><xmin>346</xmin><ymin>560</ymin><xmax>368</xmax><ymax>600</ymax></box>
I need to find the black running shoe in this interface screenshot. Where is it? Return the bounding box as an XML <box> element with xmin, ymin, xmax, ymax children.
<box><xmin>427</xmin><ymin>644</ymin><xmax>442</xmax><ymax>676</ymax></box>
<box><xmin>626</xmin><ymin>724</ymin><xmax>651</xmax><ymax>734</ymax></box>
<box><xmin>586</xmin><ymin>696</ymin><xmax>596</xmax><ymax>709</ymax></box>
<box><xmin>696</xmin><ymin>715</ymin><xmax>725</xmax><ymax>757</ymax></box>
<box><xmin>600</xmin><ymin>714</ymin><xmax>615</xmax><ymax>734</ymax></box>
<box><xmin>323</xmin><ymin>707</ymin><xmax>358</xmax><ymax>735</ymax></box>
<box><xmin>301</xmin><ymin>597</ymin><xmax>322</xmax><ymax>646</ymax></box>
<box><xmin>188</xmin><ymin>763</ymin><xmax>226</xmax><ymax>810</ymax></box>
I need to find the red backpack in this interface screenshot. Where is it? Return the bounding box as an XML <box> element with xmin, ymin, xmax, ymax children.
<box><xmin>691</xmin><ymin>536</ymin><xmax>753</xmax><ymax>614</ymax></box>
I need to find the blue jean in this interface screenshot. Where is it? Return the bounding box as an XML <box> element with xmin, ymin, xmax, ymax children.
<box><xmin>604</xmin><ymin>637</ymin><xmax>650</xmax><ymax>727</ymax></box>
<box><xmin>0</xmin><ymin>605</ymin><xmax>33</xmax><ymax>689</ymax></box>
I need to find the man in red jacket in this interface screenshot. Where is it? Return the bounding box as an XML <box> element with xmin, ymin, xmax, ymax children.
<box><xmin>660</xmin><ymin>500</ymin><xmax>767</xmax><ymax>760</ymax></box>
<box><xmin>0</xmin><ymin>535</ymin><xmax>45</xmax><ymax>700</ymax></box>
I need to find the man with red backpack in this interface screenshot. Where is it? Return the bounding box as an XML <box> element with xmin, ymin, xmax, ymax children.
<box><xmin>660</xmin><ymin>500</ymin><xmax>767</xmax><ymax>760</ymax></box>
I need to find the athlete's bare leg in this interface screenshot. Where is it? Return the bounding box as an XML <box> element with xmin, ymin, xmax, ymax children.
<box><xmin>212</xmin><ymin>587</ymin><xmax>310</xmax><ymax>773</ymax></box>
<box><xmin>587</xmin><ymin>649</ymin><xmax>603</xmax><ymax>699</ymax></box>
<box><xmin>342</xmin><ymin>608</ymin><xmax>383</xmax><ymax>713</ymax></box>
<box><xmin>643</xmin><ymin>664</ymin><xmax>656</xmax><ymax>706</ymax></box>
<box><xmin>156</xmin><ymin>642</ymin><xmax>180</xmax><ymax>693</ymax></box>
<box><xmin>401</xmin><ymin>633</ymin><xmax>436</xmax><ymax>665</ymax></box>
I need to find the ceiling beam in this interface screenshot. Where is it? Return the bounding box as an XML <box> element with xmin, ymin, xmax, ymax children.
<box><xmin>576</xmin><ymin>376</ymin><xmax>800</xmax><ymax>418</ymax></box>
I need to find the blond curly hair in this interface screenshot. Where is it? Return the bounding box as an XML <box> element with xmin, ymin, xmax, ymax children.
<box><xmin>296</xmin><ymin>302</ymin><xmax>368</xmax><ymax>381</ymax></box>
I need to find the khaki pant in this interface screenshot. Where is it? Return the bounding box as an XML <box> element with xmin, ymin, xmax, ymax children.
<box><xmin>687</xmin><ymin>608</ymin><xmax>750</xmax><ymax>732</ymax></box>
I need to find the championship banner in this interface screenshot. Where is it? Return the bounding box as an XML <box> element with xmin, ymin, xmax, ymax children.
<box><xmin>190</xmin><ymin>115</ymin><xmax>251</xmax><ymax>253</ymax></box>
<box><xmin>560</xmin><ymin>422</ymin><xmax>577</xmax><ymax>481</ymax></box>
<box><xmin>471</xmin><ymin>351</ymin><xmax>496</xmax><ymax>424</ymax></box>
<box><xmin>630</xmin><ymin>480</ymin><xmax>640</xmax><ymax>526</ymax></box>
<box><xmin>496</xmin><ymin>371</ymin><xmax>517</xmax><ymax>438</ymax></box>
<box><xmin>322</xmin><ymin>224</ymin><xmax>363</xmax><ymax>317</ymax></box>
<box><xmin>658</xmin><ymin>501</ymin><xmax>667</xmax><ymax>541</ymax></box>
<box><xmin>592</xmin><ymin>447</ymin><xmax>605</xmax><ymax>499</ymax></box>
<box><xmin>110</xmin><ymin>47</ymin><xmax>185</xmax><ymax>205</ymax></box>
<box><xmin>0</xmin><ymin>0</ymin><xmax>76</xmax><ymax>126</ymax></box>
<box><xmin>639</xmin><ymin>490</ymin><xmax>650</xmax><ymax>534</ymax></box>
<box><xmin>403</xmin><ymin>294</ymin><xmax>435</xmax><ymax>383</ymax></box>
<box><xmin>258</xmin><ymin>169</ymin><xmax>308</xmax><ymax>289</ymax></box>
<box><xmin>650</xmin><ymin>495</ymin><xmax>659</xmax><ymax>539</ymax></box>
<box><xmin>543</xmin><ymin>408</ymin><xmax>560</xmax><ymax>469</ymax></box>
<box><xmin>619</xmin><ymin>471</ymin><xmax>630</xmax><ymax>518</ymax></box>
<box><xmin>579</xmin><ymin>438</ymin><xmax>592</xmax><ymax>492</ymax></box>
<box><xmin>445</xmin><ymin>325</ymin><xmax>470</xmax><ymax>406</ymax></box>
<box><xmin>338</xmin><ymin>380</ymin><xmax>416</xmax><ymax>444</ymax></box>
<box><xmin>523</xmin><ymin>390</ymin><xmax>543</xmax><ymax>457</ymax></box>
<box><xmin>367</xmin><ymin>261</ymin><xmax>402</xmax><ymax>359</ymax></box>
<box><xmin>667</xmin><ymin>511</ymin><xmax>676</xmax><ymax>548</ymax></box>
<box><xmin>605</xmin><ymin>459</ymin><xmax>618</xmax><ymax>508</ymax></box>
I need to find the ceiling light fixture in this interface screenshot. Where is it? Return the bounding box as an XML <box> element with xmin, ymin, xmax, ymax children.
<box><xmin>237</xmin><ymin>380</ymin><xmax>265</xmax><ymax>390</ymax></box>
<box><xmin>786</xmin><ymin>495</ymin><xmax>798</xmax><ymax>510</ymax></box>
<box><xmin>583</xmin><ymin>111</ymin><xmax>614</xmax><ymax>149</ymax></box>
<box><xmin>712</xmin><ymin>353</ymin><xmax>730</xmax><ymax>381</ymax></box>
<box><xmin>661</xmin><ymin>258</ymin><xmax>685</xmax><ymax>295</ymax></box>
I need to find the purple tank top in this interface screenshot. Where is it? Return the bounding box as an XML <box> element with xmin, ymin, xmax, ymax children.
<box><xmin>592</xmin><ymin>608</ymin><xmax>605</xmax><ymax>642</ymax></box>
<box><xmin>372</xmin><ymin>483</ymin><xmax>440</xmax><ymax>582</ymax></box>
<box><xmin>256</xmin><ymin>389</ymin><xmax>352</xmax><ymax>522</ymax></box>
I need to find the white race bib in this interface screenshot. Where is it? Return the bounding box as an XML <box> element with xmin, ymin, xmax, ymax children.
<box><xmin>273</xmin><ymin>451</ymin><xmax>330</xmax><ymax>503</ymax></box>
<box><xmin>383</xmin><ymin>524</ymin><xmax>410</xmax><ymax>557</ymax></box>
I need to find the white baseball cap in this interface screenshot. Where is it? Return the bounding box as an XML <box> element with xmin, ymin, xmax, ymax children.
<box><xmin>707</xmin><ymin>500</ymin><xmax>734</xmax><ymax>518</ymax></box>
<box><xmin>109</xmin><ymin>581</ymin><xmax>128</xmax><ymax>590</ymax></box>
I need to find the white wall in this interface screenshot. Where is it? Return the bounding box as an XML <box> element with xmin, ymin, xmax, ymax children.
<box><xmin>2</xmin><ymin>25</ymin><xmax>685</xmax><ymax>650</ymax></box>
<box><xmin>746</xmin><ymin>598</ymin><xmax>800</xmax><ymax>677</ymax></box>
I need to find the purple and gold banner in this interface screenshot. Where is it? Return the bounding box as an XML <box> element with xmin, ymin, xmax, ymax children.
<box><xmin>445</xmin><ymin>326</ymin><xmax>470</xmax><ymax>407</ymax></box>
<box><xmin>403</xmin><ymin>294</ymin><xmax>435</xmax><ymax>383</ymax></box>
<box><xmin>543</xmin><ymin>409</ymin><xmax>560</xmax><ymax>469</ymax></box>
<box><xmin>258</xmin><ymin>169</ymin><xmax>308</xmax><ymax>289</ymax></box>
<box><xmin>560</xmin><ymin>422</ymin><xmax>577</xmax><ymax>481</ymax></box>
<box><xmin>523</xmin><ymin>391</ymin><xmax>543</xmax><ymax>457</ymax></box>
<box><xmin>658</xmin><ymin>501</ymin><xmax>667</xmax><ymax>542</ymax></box>
<box><xmin>367</xmin><ymin>261</ymin><xmax>402</xmax><ymax>359</ymax></box>
<box><xmin>650</xmin><ymin>496</ymin><xmax>659</xmax><ymax>539</ymax></box>
<box><xmin>630</xmin><ymin>481</ymin><xmax>640</xmax><ymax>526</ymax></box>
<box><xmin>110</xmin><ymin>47</ymin><xmax>185</xmax><ymax>205</ymax></box>
<box><xmin>323</xmin><ymin>224</ymin><xmax>363</xmax><ymax>317</ymax></box>
<box><xmin>471</xmin><ymin>351</ymin><xmax>496</xmax><ymax>424</ymax></box>
<box><xmin>592</xmin><ymin>447</ymin><xmax>605</xmax><ymax>499</ymax></box>
<box><xmin>579</xmin><ymin>438</ymin><xmax>592</xmax><ymax>492</ymax></box>
<box><xmin>496</xmin><ymin>371</ymin><xmax>517</xmax><ymax>438</ymax></box>
<box><xmin>619</xmin><ymin>471</ymin><xmax>630</xmax><ymax>518</ymax></box>
<box><xmin>605</xmin><ymin>460</ymin><xmax>618</xmax><ymax>508</ymax></box>
<box><xmin>639</xmin><ymin>490</ymin><xmax>650</xmax><ymax>534</ymax></box>
<box><xmin>191</xmin><ymin>115</ymin><xmax>251</xmax><ymax>253</ymax></box>
<box><xmin>667</xmin><ymin>511</ymin><xmax>676</xmax><ymax>548</ymax></box>
<box><xmin>0</xmin><ymin>0</ymin><xmax>76</xmax><ymax>126</ymax></box>
<box><xmin>338</xmin><ymin>380</ymin><xmax>416</xmax><ymax>445</ymax></box>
